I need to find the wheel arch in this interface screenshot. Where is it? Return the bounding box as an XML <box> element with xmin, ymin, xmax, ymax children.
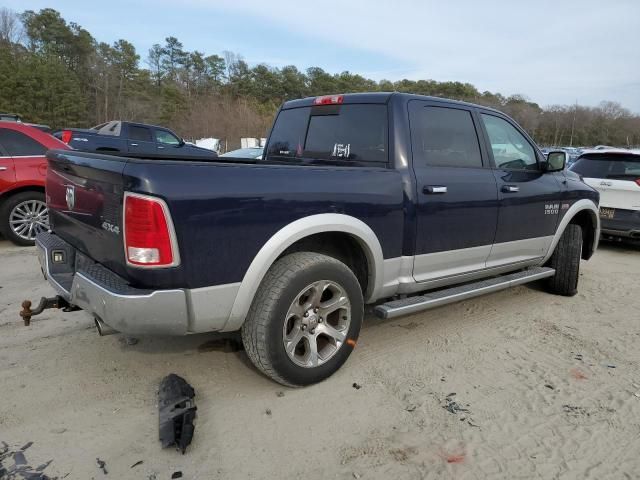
<box><xmin>0</xmin><ymin>185</ymin><xmax>45</xmax><ymax>204</ymax></box>
<box><xmin>543</xmin><ymin>199</ymin><xmax>600</xmax><ymax>263</ymax></box>
<box><xmin>224</xmin><ymin>214</ymin><xmax>384</xmax><ymax>331</ymax></box>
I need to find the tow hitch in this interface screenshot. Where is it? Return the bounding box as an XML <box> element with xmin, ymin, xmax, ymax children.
<box><xmin>19</xmin><ymin>296</ymin><xmax>78</xmax><ymax>326</ymax></box>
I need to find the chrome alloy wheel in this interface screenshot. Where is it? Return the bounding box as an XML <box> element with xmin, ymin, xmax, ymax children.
<box><xmin>9</xmin><ymin>199</ymin><xmax>49</xmax><ymax>241</ymax></box>
<box><xmin>282</xmin><ymin>280</ymin><xmax>351</xmax><ymax>368</ymax></box>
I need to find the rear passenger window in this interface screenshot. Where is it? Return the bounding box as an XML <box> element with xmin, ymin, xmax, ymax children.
<box><xmin>410</xmin><ymin>106</ymin><xmax>482</xmax><ymax>168</ymax></box>
<box><xmin>128</xmin><ymin>126</ymin><xmax>153</xmax><ymax>142</ymax></box>
<box><xmin>0</xmin><ymin>129</ymin><xmax>46</xmax><ymax>156</ymax></box>
<box><xmin>266</xmin><ymin>104</ymin><xmax>388</xmax><ymax>164</ymax></box>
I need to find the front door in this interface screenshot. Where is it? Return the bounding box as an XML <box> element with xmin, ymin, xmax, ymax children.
<box><xmin>409</xmin><ymin>101</ymin><xmax>499</xmax><ymax>282</ymax></box>
<box><xmin>479</xmin><ymin>113</ymin><xmax>562</xmax><ymax>267</ymax></box>
<box><xmin>154</xmin><ymin>128</ymin><xmax>183</xmax><ymax>156</ymax></box>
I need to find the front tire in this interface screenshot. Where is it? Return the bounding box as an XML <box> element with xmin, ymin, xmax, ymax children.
<box><xmin>0</xmin><ymin>191</ymin><xmax>49</xmax><ymax>246</ymax></box>
<box><xmin>241</xmin><ymin>252</ymin><xmax>364</xmax><ymax>387</ymax></box>
<box><xmin>546</xmin><ymin>223</ymin><xmax>582</xmax><ymax>296</ymax></box>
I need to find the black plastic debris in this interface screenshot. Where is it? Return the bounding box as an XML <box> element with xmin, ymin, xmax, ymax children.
<box><xmin>96</xmin><ymin>457</ymin><xmax>108</xmax><ymax>474</ymax></box>
<box><xmin>130</xmin><ymin>460</ymin><xmax>143</xmax><ymax>469</ymax></box>
<box><xmin>171</xmin><ymin>472</ymin><xmax>183</xmax><ymax>479</ymax></box>
<box><xmin>20</xmin><ymin>442</ymin><xmax>34</xmax><ymax>452</ymax></box>
<box><xmin>443</xmin><ymin>393</ymin><xmax>470</xmax><ymax>415</ymax></box>
<box><xmin>0</xmin><ymin>441</ymin><xmax>55</xmax><ymax>479</ymax></box>
<box><xmin>159</xmin><ymin>374</ymin><xmax>197</xmax><ymax>454</ymax></box>
<box><xmin>352</xmin><ymin>382</ymin><xmax>362</xmax><ymax>390</ymax></box>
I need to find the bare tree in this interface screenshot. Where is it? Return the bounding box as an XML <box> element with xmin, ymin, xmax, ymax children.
<box><xmin>0</xmin><ymin>8</ymin><xmax>23</xmax><ymax>45</ymax></box>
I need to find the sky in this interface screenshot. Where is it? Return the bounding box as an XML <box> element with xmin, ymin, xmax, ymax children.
<box><xmin>6</xmin><ymin>0</ymin><xmax>640</xmax><ymax>112</ymax></box>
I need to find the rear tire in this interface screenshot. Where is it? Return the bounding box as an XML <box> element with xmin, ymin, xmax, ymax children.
<box><xmin>241</xmin><ymin>252</ymin><xmax>363</xmax><ymax>387</ymax></box>
<box><xmin>546</xmin><ymin>223</ymin><xmax>582</xmax><ymax>296</ymax></box>
<box><xmin>0</xmin><ymin>191</ymin><xmax>48</xmax><ymax>246</ymax></box>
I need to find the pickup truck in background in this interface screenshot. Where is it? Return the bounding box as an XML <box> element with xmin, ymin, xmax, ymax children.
<box><xmin>36</xmin><ymin>93</ymin><xmax>600</xmax><ymax>386</ymax></box>
<box><xmin>55</xmin><ymin>121</ymin><xmax>217</xmax><ymax>160</ymax></box>
<box><xmin>0</xmin><ymin>121</ymin><xmax>69</xmax><ymax>245</ymax></box>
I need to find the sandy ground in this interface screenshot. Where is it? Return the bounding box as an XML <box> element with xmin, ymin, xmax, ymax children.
<box><xmin>1</xmin><ymin>237</ymin><xmax>639</xmax><ymax>480</ymax></box>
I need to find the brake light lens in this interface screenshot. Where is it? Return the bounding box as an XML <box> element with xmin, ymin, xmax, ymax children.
<box><xmin>313</xmin><ymin>95</ymin><xmax>343</xmax><ymax>105</ymax></box>
<box><xmin>123</xmin><ymin>193</ymin><xmax>178</xmax><ymax>267</ymax></box>
<box><xmin>61</xmin><ymin>130</ymin><xmax>73</xmax><ymax>144</ymax></box>
<box><xmin>635</xmin><ymin>178</ymin><xmax>640</xmax><ymax>187</ymax></box>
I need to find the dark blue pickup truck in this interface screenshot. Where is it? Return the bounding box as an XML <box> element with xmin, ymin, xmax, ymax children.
<box><xmin>35</xmin><ymin>93</ymin><xmax>600</xmax><ymax>386</ymax></box>
<box><xmin>56</xmin><ymin>120</ymin><xmax>216</xmax><ymax>160</ymax></box>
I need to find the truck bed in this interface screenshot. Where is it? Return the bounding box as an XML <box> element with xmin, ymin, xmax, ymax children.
<box><xmin>46</xmin><ymin>149</ymin><xmax>404</xmax><ymax>291</ymax></box>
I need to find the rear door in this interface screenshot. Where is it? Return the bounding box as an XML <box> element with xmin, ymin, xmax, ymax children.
<box><xmin>479</xmin><ymin>113</ymin><xmax>563</xmax><ymax>267</ymax></box>
<box><xmin>127</xmin><ymin>124</ymin><xmax>157</xmax><ymax>157</ymax></box>
<box><xmin>0</xmin><ymin>127</ymin><xmax>47</xmax><ymax>188</ymax></box>
<box><xmin>409</xmin><ymin>101</ymin><xmax>499</xmax><ymax>282</ymax></box>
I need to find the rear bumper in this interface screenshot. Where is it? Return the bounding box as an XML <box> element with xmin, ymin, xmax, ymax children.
<box><xmin>36</xmin><ymin>232</ymin><xmax>238</xmax><ymax>335</ymax></box>
<box><xmin>601</xmin><ymin>208</ymin><xmax>640</xmax><ymax>238</ymax></box>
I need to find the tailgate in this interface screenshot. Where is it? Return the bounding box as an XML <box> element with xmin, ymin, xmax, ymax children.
<box><xmin>46</xmin><ymin>150</ymin><xmax>128</xmax><ymax>276</ymax></box>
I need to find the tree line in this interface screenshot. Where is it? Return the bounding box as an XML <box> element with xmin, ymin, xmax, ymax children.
<box><xmin>1</xmin><ymin>7</ymin><xmax>638</xmax><ymax>149</ymax></box>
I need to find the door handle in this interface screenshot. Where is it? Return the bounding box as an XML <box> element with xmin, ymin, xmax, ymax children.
<box><xmin>502</xmin><ymin>185</ymin><xmax>519</xmax><ymax>193</ymax></box>
<box><xmin>130</xmin><ymin>143</ymin><xmax>138</xmax><ymax>147</ymax></box>
<box><xmin>423</xmin><ymin>185</ymin><xmax>447</xmax><ymax>194</ymax></box>
<box><xmin>0</xmin><ymin>166</ymin><xmax>7</xmax><ymax>171</ymax></box>
<box><xmin>158</xmin><ymin>146</ymin><xmax>165</xmax><ymax>149</ymax></box>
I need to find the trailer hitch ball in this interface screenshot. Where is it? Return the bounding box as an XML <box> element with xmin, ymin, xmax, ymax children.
<box><xmin>20</xmin><ymin>300</ymin><xmax>34</xmax><ymax>326</ymax></box>
<box><xmin>19</xmin><ymin>296</ymin><xmax>76</xmax><ymax>326</ymax></box>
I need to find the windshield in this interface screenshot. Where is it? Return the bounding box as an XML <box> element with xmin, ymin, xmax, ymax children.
<box><xmin>265</xmin><ymin>104</ymin><xmax>388</xmax><ymax>164</ymax></box>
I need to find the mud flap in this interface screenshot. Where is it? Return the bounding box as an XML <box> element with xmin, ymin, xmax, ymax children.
<box><xmin>158</xmin><ymin>374</ymin><xmax>197</xmax><ymax>454</ymax></box>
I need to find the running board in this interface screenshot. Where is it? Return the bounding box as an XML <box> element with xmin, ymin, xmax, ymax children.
<box><xmin>374</xmin><ymin>267</ymin><xmax>555</xmax><ymax>319</ymax></box>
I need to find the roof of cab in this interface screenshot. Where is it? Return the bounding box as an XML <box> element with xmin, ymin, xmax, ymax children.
<box><xmin>281</xmin><ymin>92</ymin><xmax>504</xmax><ymax>115</ymax></box>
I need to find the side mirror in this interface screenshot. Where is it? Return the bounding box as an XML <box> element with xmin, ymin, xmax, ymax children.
<box><xmin>544</xmin><ymin>151</ymin><xmax>566</xmax><ymax>172</ymax></box>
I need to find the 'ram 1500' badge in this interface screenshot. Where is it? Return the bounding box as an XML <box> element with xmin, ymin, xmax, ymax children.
<box><xmin>544</xmin><ymin>203</ymin><xmax>559</xmax><ymax>215</ymax></box>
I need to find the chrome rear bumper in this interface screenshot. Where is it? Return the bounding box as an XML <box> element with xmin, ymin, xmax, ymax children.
<box><xmin>36</xmin><ymin>232</ymin><xmax>188</xmax><ymax>335</ymax></box>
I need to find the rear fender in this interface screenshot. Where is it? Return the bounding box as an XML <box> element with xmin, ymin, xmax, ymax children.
<box><xmin>222</xmin><ymin>213</ymin><xmax>384</xmax><ymax>331</ymax></box>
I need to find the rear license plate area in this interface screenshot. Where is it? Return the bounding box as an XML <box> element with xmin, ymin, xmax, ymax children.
<box><xmin>600</xmin><ymin>207</ymin><xmax>615</xmax><ymax>219</ymax></box>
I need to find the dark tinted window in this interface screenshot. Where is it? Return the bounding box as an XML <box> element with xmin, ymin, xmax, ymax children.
<box><xmin>410</xmin><ymin>106</ymin><xmax>482</xmax><ymax>168</ymax></box>
<box><xmin>0</xmin><ymin>128</ymin><xmax>46</xmax><ymax>156</ymax></box>
<box><xmin>266</xmin><ymin>104</ymin><xmax>387</xmax><ymax>163</ymax></box>
<box><xmin>266</xmin><ymin>107</ymin><xmax>308</xmax><ymax>160</ymax></box>
<box><xmin>128</xmin><ymin>125</ymin><xmax>153</xmax><ymax>141</ymax></box>
<box><xmin>571</xmin><ymin>155</ymin><xmax>640</xmax><ymax>180</ymax></box>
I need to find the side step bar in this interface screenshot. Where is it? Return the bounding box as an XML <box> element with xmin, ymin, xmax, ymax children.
<box><xmin>374</xmin><ymin>267</ymin><xmax>555</xmax><ymax>319</ymax></box>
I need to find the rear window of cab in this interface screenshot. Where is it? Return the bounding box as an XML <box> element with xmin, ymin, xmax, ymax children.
<box><xmin>265</xmin><ymin>104</ymin><xmax>388</xmax><ymax>165</ymax></box>
<box><xmin>571</xmin><ymin>155</ymin><xmax>640</xmax><ymax>181</ymax></box>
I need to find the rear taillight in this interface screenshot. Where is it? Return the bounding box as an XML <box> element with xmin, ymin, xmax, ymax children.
<box><xmin>123</xmin><ymin>193</ymin><xmax>179</xmax><ymax>268</ymax></box>
<box><xmin>635</xmin><ymin>178</ymin><xmax>640</xmax><ymax>187</ymax></box>
<box><xmin>313</xmin><ymin>95</ymin><xmax>343</xmax><ymax>105</ymax></box>
<box><xmin>61</xmin><ymin>130</ymin><xmax>73</xmax><ymax>144</ymax></box>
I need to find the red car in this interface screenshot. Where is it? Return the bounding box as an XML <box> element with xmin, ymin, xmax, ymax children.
<box><xmin>0</xmin><ymin>121</ymin><xmax>69</xmax><ymax>246</ymax></box>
